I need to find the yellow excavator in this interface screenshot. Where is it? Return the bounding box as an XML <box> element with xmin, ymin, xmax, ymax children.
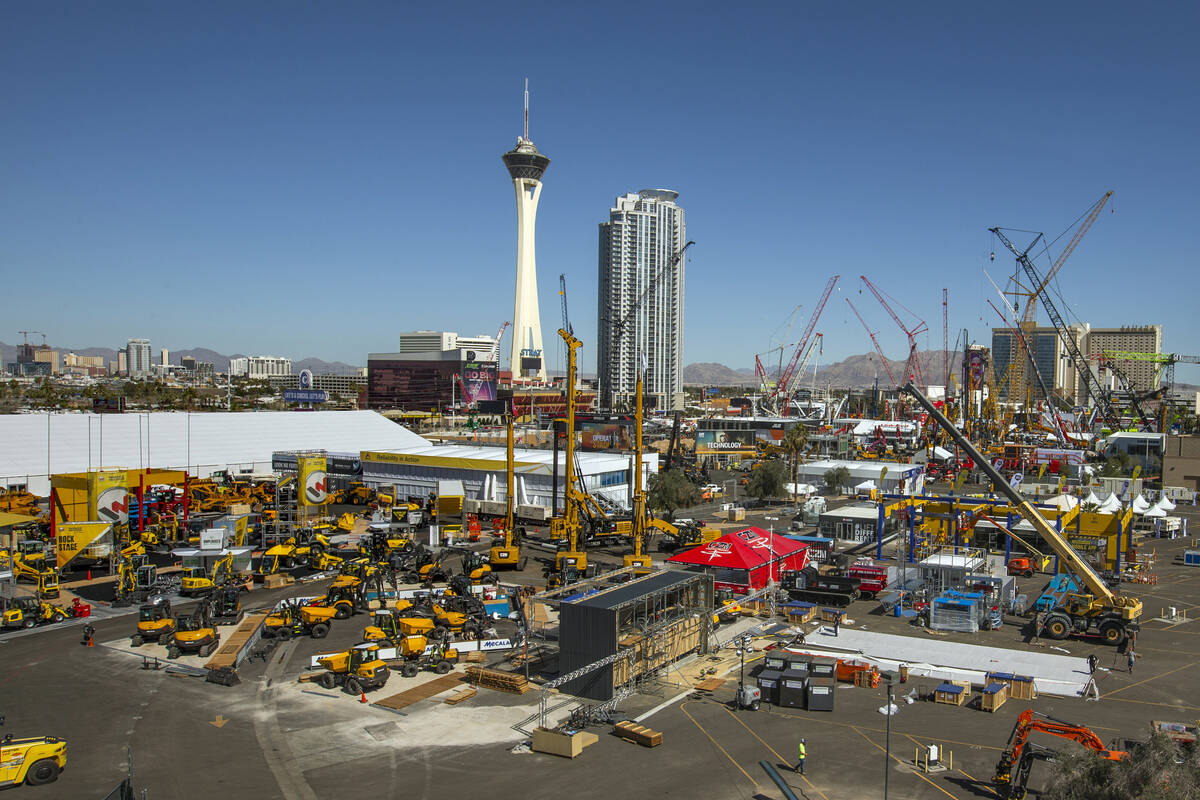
<box><xmin>180</xmin><ymin>551</ymin><xmax>234</xmax><ymax>597</ymax></box>
<box><xmin>314</xmin><ymin>644</ymin><xmax>390</xmax><ymax>695</ymax></box>
<box><xmin>165</xmin><ymin>602</ymin><xmax>221</xmax><ymax>659</ymax></box>
<box><xmin>488</xmin><ymin>414</ymin><xmax>525</xmax><ymax>569</ymax></box>
<box><xmin>130</xmin><ymin>594</ymin><xmax>175</xmax><ymax>646</ymax></box>
<box><xmin>0</xmin><ymin>717</ymin><xmax>67</xmax><ymax>788</ymax></box>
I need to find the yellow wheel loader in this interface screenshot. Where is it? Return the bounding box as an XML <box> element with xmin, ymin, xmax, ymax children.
<box><xmin>314</xmin><ymin>645</ymin><xmax>390</xmax><ymax>695</ymax></box>
<box><xmin>0</xmin><ymin>718</ymin><xmax>66</xmax><ymax>788</ymax></box>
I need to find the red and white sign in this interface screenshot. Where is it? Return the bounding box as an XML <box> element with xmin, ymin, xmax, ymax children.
<box><xmin>304</xmin><ymin>470</ymin><xmax>328</xmax><ymax>504</ymax></box>
<box><xmin>96</xmin><ymin>487</ymin><xmax>129</xmax><ymax>524</ymax></box>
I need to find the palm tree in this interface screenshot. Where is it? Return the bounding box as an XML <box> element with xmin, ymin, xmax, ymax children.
<box><xmin>780</xmin><ymin>424</ymin><xmax>809</xmax><ymax>504</ymax></box>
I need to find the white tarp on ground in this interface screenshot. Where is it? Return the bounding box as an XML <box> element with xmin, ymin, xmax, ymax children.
<box><xmin>787</xmin><ymin>627</ymin><xmax>1089</xmax><ymax>697</ymax></box>
<box><xmin>0</xmin><ymin>410</ymin><xmax>429</xmax><ymax>495</ymax></box>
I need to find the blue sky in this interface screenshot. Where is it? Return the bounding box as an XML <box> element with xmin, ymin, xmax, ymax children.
<box><xmin>2</xmin><ymin>3</ymin><xmax>1197</xmax><ymax>380</ymax></box>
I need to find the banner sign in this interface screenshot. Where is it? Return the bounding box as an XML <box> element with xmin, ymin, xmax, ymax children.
<box><xmin>56</xmin><ymin>522</ymin><xmax>112</xmax><ymax>569</ymax></box>
<box><xmin>297</xmin><ymin>455</ymin><xmax>328</xmax><ymax>507</ymax></box>
<box><xmin>696</xmin><ymin>430</ymin><xmax>758</xmax><ymax>454</ymax></box>
<box><xmin>89</xmin><ymin>470</ymin><xmax>128</xmax><ymax>525</ymax></box>
<box><xmin>283</xmin><ymin>389</ymin><xmax>328</xmax><ymax>403</ymax></box>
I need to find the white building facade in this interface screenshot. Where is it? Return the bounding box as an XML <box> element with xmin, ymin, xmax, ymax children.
<box><xmin>597</xmin><ymin>190</ymin><xmax>687</xmax><ymax>411</ymax></box>
<box><xmin>126</xmin><ymin>338</ymin><xmax>152</xmax><ymax>378</ymax></box>
<box><xmin>229</xmin><ymin>356</ymin><xmax>293</xmax><ymax>379</ymax></box>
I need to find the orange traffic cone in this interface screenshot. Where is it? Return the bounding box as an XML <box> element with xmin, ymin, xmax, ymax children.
<box><xmin>87</xmin><ymin>636</ymin><xmax>94</xmax><ymax>648</ymax></box>
<box><xmin>87</xmin><ymin>570</ymin><xmax>92</xmax><ymax>581</ymax></box>
<box><xmin>359</xmin><ymin>690</ymin><xmax>368</xmax><ymax>704</ymax></box>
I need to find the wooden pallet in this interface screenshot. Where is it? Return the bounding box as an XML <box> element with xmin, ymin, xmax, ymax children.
<box><xmin>613</xmin><ymin>721</ymin><xmax>663</xmax><ymax>748</ymax></box>
<box><xmin>444</xmin><ymin>687</ymin><xmax>477</xmax><ymax>705</ymax></box>
<box><xmin>205</xmin><ymin>612</ymin><xmax>269</xmax><ymax>670</ymax></box>
<box><xmin>465</xmin><ymin>666</ymin><xmax>531</xmax><ymax>694</ymax></box>
<box><xmin>373</xmin><ymin>674</ymin><xmax>468</xmax><ymax>710</ymax></box>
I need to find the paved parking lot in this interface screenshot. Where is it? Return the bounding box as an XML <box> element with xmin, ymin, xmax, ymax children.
<box><xmin>3</xmin><ymin>508</ymin><xmax>1199</xmax><ymax>798</ymax></box>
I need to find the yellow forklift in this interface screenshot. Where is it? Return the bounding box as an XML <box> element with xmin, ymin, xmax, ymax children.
<box><xmin>0</xmin><ymin>716</ymin><xmax>67</xmax><ymax>788</ymax></box>
<box><xmin>488</xmin><ymin>414</ymin><xmax>526</xmax><ymax>570</ymax></box>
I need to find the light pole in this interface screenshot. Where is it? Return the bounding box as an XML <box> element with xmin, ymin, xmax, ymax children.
<box><xmin>882</xmin><ymin>670</ymin><xmax>899</xmax><ymax>799</ymax></box>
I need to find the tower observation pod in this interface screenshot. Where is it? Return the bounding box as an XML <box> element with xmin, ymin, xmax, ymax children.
<box><xmin>503</xmin><ymin>80</ymin><xmax>550</xmax><ymax>383</ymax></box>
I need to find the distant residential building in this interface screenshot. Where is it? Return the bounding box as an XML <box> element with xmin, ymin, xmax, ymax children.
<box><xmin>160</xmin><ymin>348</ymin><xmax>170</xmax><ymax>366</ymax></box>
<box><xmin>397</xmin><ymin>331</ymin><xmax>498</xmax><ymax>360</ymax></box>
<box><xmin>126</xmin><ymin>338</ymin><xmax>152</xmax><ymax>378</ymax></box>
<box><xmin>229</xmin><ymin>356</ymin><xmax>292</xmax><ymax>379</ymax></box>
<box><xmin>180</xmin><ymin>356</ymin><xmax>196</xmax><ymax>372</ymax></box>
<box><xmin>195</xmin><ymin>361</ymin><xmax>215</xmax><ymax>380</ymax></box>
<box><xmin>266</xmin><ymin>373</ymin><xmax>367</xmax><ymax>396</ymax></box>
<box><xmin>64</xmin><ymin>353</ymin><xmax>105</xmax><ymax>370</ymax></box>
<box><xmin>117</xmin><ymin>350</ymin><xmax>128</xmax><ymax>375</ymax></box>
<box><xmin>33</xmin><ymin>347</ymin><xmax>61</xmax><ymax>375</ymax></box>
<box><xmin>597</xmin><ymin>189</ymin><xmax>688</xmax><ymax>411</ymax></box>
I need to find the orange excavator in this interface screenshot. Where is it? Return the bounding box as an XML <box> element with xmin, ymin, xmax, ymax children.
<box><xmin>994</xmin><ymin>708</ymin><xmax>1127</xmax><ymax>799</ymax></box>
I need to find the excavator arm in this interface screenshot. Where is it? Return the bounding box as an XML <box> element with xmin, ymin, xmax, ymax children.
<box><xmin>995</xmin><ymin>709</ymin><xmax>1125</xmax><ymax>797</ymax></box>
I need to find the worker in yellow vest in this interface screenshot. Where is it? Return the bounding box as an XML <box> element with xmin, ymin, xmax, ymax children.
<box><xmin>796</xmin><ymin>738</ymin><xmax>806</xmax><ymax>774</ymax></box>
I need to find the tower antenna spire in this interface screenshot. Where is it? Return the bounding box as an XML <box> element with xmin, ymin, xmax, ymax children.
<box><xmin>523</xmin><ymin>78</ymin><xmax>529</xmax><ymax>140</ymax></box>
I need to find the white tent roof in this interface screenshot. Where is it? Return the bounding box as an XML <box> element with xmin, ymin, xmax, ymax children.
<box><xmin>1098</xmin><ymin>495</ymin><xmax>1122</xmax><ymax>513</ymax></box>
<box><xmin>855</xmin><ymin>479</ymin><xmax>877</xmax><ymax>491</ymax></box>
<box><xmin>1144</xmin><ymin>506</ymin><xmax>1167</xmax><ymax>518</ymax></box>
<box><xmin>1131</xmin><ymin>494</ymin><xmax>1151</xmax><ymax>513</ymax></box>
<box><xmin>1084</xmin><ymin>491</ymin><xmax>1102</xmax><ymax>506</ymax></box>
<box><xmin>0</xmin><ymin>410</ymin><xmax>428</xmax><ymax>493</ymax></box>
<box><xmin>785</xmin><ymin>482</ymin><xmax>818</xmax><ymax>496</ymax></box>
<box><xmin>1048</xmin><ymin>494</ymin><xmax>1079</xmax><ymax>510</ymax></box>
<box><xmin>1155</xmin><ymin>495</ymin><xmax>1176</xmax><ymax>511</ymax></box>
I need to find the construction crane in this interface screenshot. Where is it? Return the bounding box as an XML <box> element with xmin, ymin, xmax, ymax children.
<box><xmin>624</xmin><ymin>362</ymin><xmax>651</xmax><ymax>573</ymax></box>
<box><xmin>766</xmin><ymin>275</ymin><xmax>838</xmax><ymax>413</ymax></box>
<box><xmin>609</xmin><ymin>241</ymin><xmax>694</xmax><ymax>345</ymax></box>
<box><xmin>986</xmin><ymin>299</ymin><xmax>1072</xmax><ymax>444</ymax></box>
<box><xmin>990</xmin><ymin>228</ymin><xmax>1121</xmax><ymax>429</ymax></box>
<box><xmin>1096</xmin><ymin>359</ymin><xmax>1159</xmax><ymax>432</ymax></box>
<box><xmin>942</xmin><ymin>288</ymin><xmax>949</xmax><ymax>390</ymax></box>
<box><xmin>992</xmin><ymin>192</ymin><xmax>1111</xmax><ymax>419</ymax></box>
<box><xmin>993</xmin><ymin>708</ymin><xmax>1127</xmax><ymax>799</ymax></box>
<box><xmin>906</xmin><ymin>383</ymin><xmax>1142</xmax><ymax>646</ymax></box>
<box><xmin>846</xmin><ymin>298</ymin><xmax>898</xmax><ymax>387</ymax></box>
<box><xmin>558</xmin><ymin>274</ymin><xmax>572</xmax><ymax>336</ymax></box>
<box><xmin>489</xmin><ymin>322</ymin><xmax>510</xmax><ymax>363</ymax></box>
<box><xmin>550</xmin><ymin>328</ymin><xmax>587</xmax><ymax>580</ymax></box>
<box><xmin>488</xmin><ymin>411</ymin><xmax>524</xmax><ymax>569</ymax></box>
<box><xmin>860</xmin><ymin>276</ymin><xmax>927</xmax><ymax>386</ymax></box>
<box><xmin>1101</xmin><ymin>350</ymin><xmax>1200</xmax><ymax>397</ymax></box>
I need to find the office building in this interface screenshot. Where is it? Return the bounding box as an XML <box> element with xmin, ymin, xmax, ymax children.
<box><xmin>991</xmin><ymin>323</ymin><xmax>1163</xmax><ymax>404</ymax></box>
<box><xmin>502</xmin><ymin>82</ymin><xmax>550</xmax><ymax>383</ymax></box>
<box><xmin>597</xmin><ymin>189</ymin><xmax>688</xmax><ymax>411</ymax></box>
<box><xmin>33</xmin><ymin>347</ymin><xmax>60</xmax><ymax>375</ymax></box>
<box><xmin>126</xmin><ymin>339</ymin><xmax>151</xmax><ymax>378</ymax></box>
<box><xmin>397</xmin><ymin>331</ymin><xmax>498</xmax><ymax>361</ymax></box>
<box><xmin>229</xmin><ymin>356</ymin><xmax>292</xmax><ymax>379</ymax></box>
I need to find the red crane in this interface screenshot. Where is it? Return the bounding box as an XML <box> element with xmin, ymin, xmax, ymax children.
<box><xmin>860</xmin><ymin>276</ymin><xmax>928</xmax><ymax>386</ymax></box>
<box><xmin>767</xmin><ymin>275</ymin><xmax>839</xmax><ymax>407</ymax></box>
<box><xmin>846</xmin><ymin>298</ymin><xmax>898</xmax><ymax>388</ymax></box>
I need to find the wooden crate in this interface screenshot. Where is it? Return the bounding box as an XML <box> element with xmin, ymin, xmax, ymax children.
<box><xmin>980</xmin><ymin>682</ymin><xmax>1007</xmax><ymax>712</ymax></box>
<box><xmin>934</xmin><ymin>681</ymin><xmax>969</xmax><ymax>706</ymax></box>
<box><xmin>532</xmin><ymin>727</ymin><xmax>599</xmax><ymax>758</ymax></box>
<box><xmin>820</xmin><ymin>608</ymin><xmax>846</xmax><ymax>623</ymax></box>
<box><xmin>1008</xmin><ymin>676</ymin><xmax>1037</xmax><ymax>700</ymax></box>
<box><xmin>785</xmin><ymin>603</ymin><xmax>817</xmax><ymax>623</ymax></box>
<box><xmin>613</xmin><ymin>720</ymin><xmax>663</xmax><ymax>747</ymax></box>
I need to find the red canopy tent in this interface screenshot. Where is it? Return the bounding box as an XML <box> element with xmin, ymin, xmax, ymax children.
<box><xmin>667</xmin><ymin>526</ymin><xmax>808</xmax><ymax>594</ymax></box>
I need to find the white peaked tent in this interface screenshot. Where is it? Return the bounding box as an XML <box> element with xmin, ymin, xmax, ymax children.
<box><xmin>1131</xmin><ymin>494</ymin><xmax>1151</xmax><ymax>514</ymax></box>
<box><xmin>855</xmin><ymin>479</ymin><xmax>877</xmax><ymax>492</ymax></box>
<box><xmin>1098</xmin><ymin>494</ymin><xmax>1122</xmax><ymax>513</ymax></box>
<box><xmin>1143</xmin><ymin>505</ymin><xmax>1167</xmax><ymax>518</ymax></box>
<box><xmin>1155</xmin><ymin>495</ymin><xmax>1176</xmax><ymax>512</ymax></box>
<box><xmin>1084</xmin><ymin>490</ymin><xmax>1102</xmax><ymax>506</ymax></box>
<box><xmin>1048</xmin><ymin>494</ymin><xmax>1079</xmax><ymax>510</ymax></box>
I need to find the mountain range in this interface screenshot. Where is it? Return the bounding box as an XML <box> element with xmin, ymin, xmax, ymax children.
<box><xmin>0</xmin><ymin>341</ymin><xmax>362</xmax><ymax>376</ymax></box>
<box><xmin>684</xmin><ymin>349</ymin><xmax>965</xmax><ymax>389</ymax></box>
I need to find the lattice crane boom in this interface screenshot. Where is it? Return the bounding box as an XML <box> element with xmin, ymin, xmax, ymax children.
<box><xmin>991</xmin><ymin>228</ymin><xmax>1120</xmax><ymax>428</ymax></box>
<box><xmin>1021</xmin><ymin>191</ymin><xmax>1112</xmax><ymax>326</ymax></box>
<box><xmin>846</xmin><ymin>298</ymin><xmax>898</xmax><ymax>387</ymax></box>
<box><xmin>860</xmin><ymin>276</ymin><xmax>928</xmax><ymax>385</ymax></box>
<box><xmin>771</xmin><ymin>274</ymin><xmax>839</xmax><ymax>402</ymax></box>
<box><xmin>558</xmin><ymin>274</ymin><xmax>572</xmax><ymax>336</ymax></box>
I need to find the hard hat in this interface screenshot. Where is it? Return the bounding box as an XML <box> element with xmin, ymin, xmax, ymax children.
<box><xmin>801</xmin><ymin>738</ymin><xmax>806</xmax><ymax>743</ymax></box>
